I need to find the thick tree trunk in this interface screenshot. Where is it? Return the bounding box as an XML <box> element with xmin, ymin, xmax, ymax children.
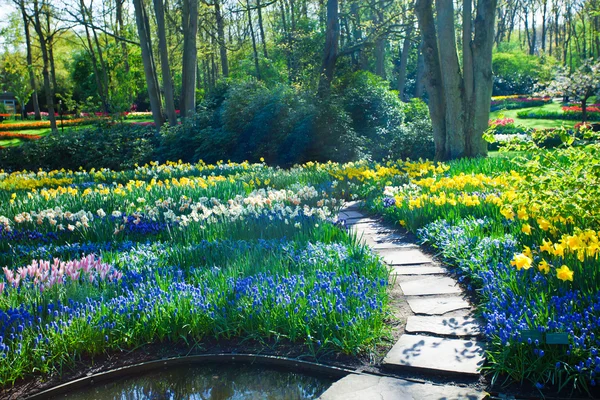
<box><xmin>436</xmin><ymin>0</ymin><xmax>466</xmax><ymax>158</ymax></box>
<box><xmin>397</xmin><ymin>24</ymin><xmax>413</xmax><ymax>101</ymax></box>
<box><xmin>415</xmin><ymin>0</ymin><xmax>446</xmax><ymax>159</ymax></box>
<box><xmin>153</xmin><ymin>0</ymin><xmax>177</xmax><ymax>125</ymax></box>
<box><xmin>19</xmin><ymin>1</ymin><xmax>41</xmax><ymax>120</ymax></box>
<box><xmin>32</xmin><ymin>0</ymin><xmax>57</xmax><ymax>132</ymax></box>
<box><xmin>181</xmin><ymin>0</ymin><xmax>199</xmax><ymax>117</ymax></box>
<box><xmin>215</xmin><ymin>0</ymin><xmax>229</xmax><ymax>77</ymax></box>
<box><xmin>317</xmin><ymin>0</ymin><xmax>339</xmax><ymax>97</ymax></box>
<box><xmin>415</xmin><ymin>0</ymin><xmax>495</xmax><ymax>160</ymax></box>
<box><xmin>463</xmin><ymin>0</ymin><xmax>474</xmax><ymax>153</ymax></box>
<box><xmin>471</xmin><ymin>0</ymin><xmax>497</xmax><ymax>156</ymax></box>
<box><xmin>132</xmin><ymin>0</ymin><xmax>164</xmax><ymax>127</ymax></box>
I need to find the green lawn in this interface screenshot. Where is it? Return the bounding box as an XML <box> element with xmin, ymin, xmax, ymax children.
<box><xmin>490</xmin><ymin>101</ymin><xmax>578</xmax><ymax>129</ymax></box>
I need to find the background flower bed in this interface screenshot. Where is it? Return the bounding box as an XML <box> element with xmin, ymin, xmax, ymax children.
<box><xmin>491</xmin><ymin>96</ymin><xmax>553</xmax><ymax>112</ymax></box>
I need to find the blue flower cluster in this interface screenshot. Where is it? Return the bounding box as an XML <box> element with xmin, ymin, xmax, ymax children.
<box><xmin>382</xmin><ymin>197</ymin><xmax>396</xmax><ymax>208</ymax></box>
<box><xmin>418</xmin><ymin>218</ymin><xmax>600</xmax><ymax>385</ymax></box>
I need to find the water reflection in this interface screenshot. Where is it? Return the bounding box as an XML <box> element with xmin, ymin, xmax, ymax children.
<box><xmin>54</xmin><ymin>364</ymin><xmax>333</xmax><ymax>400</ymax></box>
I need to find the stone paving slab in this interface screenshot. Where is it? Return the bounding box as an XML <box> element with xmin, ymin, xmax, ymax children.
<box><xmin>339</xmin><ymin>210</ymin><xmax>368</xmax><ymax>220</ymax></box>
<box><xmin>379</xmin><ymin>249</ymin><xmax>433</xmax><ymax>266</ymax></box>
<box><xmin>319</xmin><ymin>373</ymin><xmax>485</xmax><ymax>400</ymax></box>
<box><xmin>372</xmin><ymin>241</ymin><xmax>419</xmax><ymax>250</ymax></box>
<box><xmin>392</xmin><ymin>265</ymin><xmax>447</xmax><ymax>276</ymax></box>
<box><xmin>383</xmin><ymin>334</ymin><xmax>485</xmax><ymax>376</ymax></box>
<box><xmin>406</xmin><ymin>315</ymin><xmax>481</xmax><ymax>337</ymax></box>
<box><xmin>406</xmin><ymin>296</ymin><xmax>471</xmax><ymax>315</ymax></box>
<box><xmin>346</xmin><ymin>217</ymin><xmax>379</xmax><ymax>226</ymax></box>
<box><xmin>399</xmin><ymin>276</ymin><xmax>462</xmax><ymax>296</ymax></box>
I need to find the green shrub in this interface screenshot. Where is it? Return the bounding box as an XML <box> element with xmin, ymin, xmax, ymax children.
<box><xmin>0</xmin><ymin>123</ymin><xmax>159</xmax><ymax>171</ymax></box>
<box><xmin>337</xmin><ymin>72</ymin><xmax>434</xmax><ymax>160</ymax></box>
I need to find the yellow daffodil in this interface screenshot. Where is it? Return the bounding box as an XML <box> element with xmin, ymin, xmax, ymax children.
<box><xmin>537</xmin><ymin>218</ymin><xmax>551</xmax><ymax>231</ymax></box>
<box><xmin>556</xmin><ymin>265</ymin><xmax>573</xmax><ymax>282</ymax></box>
<box><xmin>511</xmin><ymin>253</ymin><xmax>532</xmax><ymax>270</ymax></box>
<box><xmin>553</xmin><ymin>243</ymin><xmax>565</xmax><ymax>257</ymax></box>
<box><xmin>521</xmin><ymin>224</ymin><xmax>532</xmax><ymax>235</ymax></box>
<box><xmin>540</xmin><ymin>239</ymin><xmax>553</xmax><ymax>254</ymax></box>
<box><xmin>501</xmin><ymin>207</ymin><xmax>515</xmax><ymax>220</ymax></box>
<box><xmin>517</xmin><ymin>207</ymin><xmax>528</xmax><ymax>220</ymax></box>
<box><xmin>538</xmin><ymin>260</ymin><xmax>550</xmax><ymax>274</ymax></box>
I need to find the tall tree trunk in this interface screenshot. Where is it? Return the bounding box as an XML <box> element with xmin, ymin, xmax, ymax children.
<box><xmin>531</xmin><ymin>9</ymin><xmax>537</xmax><ymax>55</ymax></box>
<box><xmin>257</xmin><ymin>0</ymin><xmax>269</xmax><ymax>58</ymax></box>
<box><xmin>247</xmin><ymin>0</ymin><xmax>262</xmax><ymax>80</ymax></box>
<box><xmin>32</xmin><ymin>0</ymin><xmax>57</xmax><ymax>132</ymax></box>
<box><xmin>132</xmin><ymin>0</ymin><xmax>164</xmax><ymax>127</ymax></box>
<box><xmin>414</xmin><ymin>43</ymin><xmax>425</xmax><ymax>98</ymax></box>
<box><xmin>80</xmin><ymin>2</ymin><xmax>108</xmax><ymax>113</ymax></box>
<box><xmin>44</xmin><ymin>10</ymin><xmax>58</xmax><ymax>93</ymax></box>
<box><xmin>116</xmin><ymin>0</ymin><xmax>130</xmax><ymax>73</ymax></box>
<box><xmin>541</xmin><ymin>0</ymin><xmax>548</xmax><ymax>52</ymax></box>
<box><xmin>317</xmin><ymin>0</ymin><xmax>339</xmax><ymax>97</ymax></box>
<box><xmin>181</xmin><ymin>0</ymin><xmax>199</xmax><ymax>117</ymax></box>
<box><xmin>153</xmin><ymin>0</ymin><xmax>177</xmax><ymax>125</ymax></box>
<box><xmin>374</xmin><ymin>37</ymin><xmax>386</xmax><ymax>78</ymax></box>
<box><xmin>19</xmin><ymin>0</ymin><xmax>41</xmax><ymax>120</ymax></box>
<box><xmin>397</xmin><ymin>24</ymin><xmax>413</xmax><ymax>101</ymax></box>
<box><xmin>91</xmin><ymin>26</ymin><xmax>110</xmax><ymax>112</ymax></box>
<box><xmin>279</xmin><ymin>0</ymin><xmax>293</xmax><ymax>82</ymax></box>
<box><xmin>215</xmin><ymin>0</ymin><xmax>229</xmax><ymax>77</ymax></box>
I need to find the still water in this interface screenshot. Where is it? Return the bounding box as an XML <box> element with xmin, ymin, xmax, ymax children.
<box><xmin>53</xmin><ymin>364</ymin><xmax>334</xmax><ymax>400</ymax></box>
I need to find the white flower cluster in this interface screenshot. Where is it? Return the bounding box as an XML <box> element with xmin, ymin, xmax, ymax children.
<box><xmin>10</xmin><ymin>208</ymin><xmax>94</xmax><ymax>230</ymax></box>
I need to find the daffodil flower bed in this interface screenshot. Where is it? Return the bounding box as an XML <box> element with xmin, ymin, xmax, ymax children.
<box><xmin>342</xmin><ymin>145</ymin><xmax>600</xmax><ymax>393</ymax></box>
<box><xmin>0</xmin><ymin>160</ymin><xmax>391</xmax><ymax>387</ymax></box>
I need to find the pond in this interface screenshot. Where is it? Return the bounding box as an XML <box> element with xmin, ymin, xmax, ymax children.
<box><xmin>51</xmin><ymin>363</ymin><xmax>335</xmax><ymax>400</ymax></box>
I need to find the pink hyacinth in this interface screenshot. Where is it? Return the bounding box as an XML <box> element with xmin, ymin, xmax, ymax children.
<box><xmin>1</xmin><ymin>254</ymin><xmax>122</xmax><ymax>292</ymax></box>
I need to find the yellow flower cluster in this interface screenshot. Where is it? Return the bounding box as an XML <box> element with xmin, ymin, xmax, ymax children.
<box><xmin>414</xmin><ymin>173</ymin><xmax>507</xmax><ymax>193</ymax></box>
<box><xmin>0</xmin><ymin>176</ymin><xmax>73</xmax><ymax>191</ymax></box>
<box><xmin>539</xmin><ymin>229</ymin><xmax>600</xmax><ymax>262</ymax></box>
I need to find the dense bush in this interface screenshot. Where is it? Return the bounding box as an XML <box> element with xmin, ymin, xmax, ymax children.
<box><xmin>516</xmin><ymin>109</ymin><xmax>600</xmax><ymax>121</ymax></box>
<box><xmin>159</xmin><ymin>73</ymin><xmax>433</xmax><ymax>165</ymax></box>
<box><xmin>158</xmin><ymin>80</ymin><xmax>360</xmax><ymax>166</ymax></box>
<box><xmin>0</xmin><ymin>123</ymin><xmax>158</xmax><ymax>171</ymax></box>
<box><xmin>0</xmin><ymin>74</ymin><xmax>434</xmax><ymax>170</ymax></box>
<box><xmin>492</xmin><ymin>50</ymin><xmax>556</xmax><ymax>96</ymax></box>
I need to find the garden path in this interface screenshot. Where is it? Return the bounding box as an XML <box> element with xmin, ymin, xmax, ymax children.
<box><xmin>319</xmin><ymin>202</ymin><xmax>486</xmax><ymax>399</ymax></box>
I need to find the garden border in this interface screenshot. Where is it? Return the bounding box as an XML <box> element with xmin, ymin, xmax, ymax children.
<box><xmin>24</xmin><ymin>353</ymin><xmax>358</xmax><ymax>399</ymax></box>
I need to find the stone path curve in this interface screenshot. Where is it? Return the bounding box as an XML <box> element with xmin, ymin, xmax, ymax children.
<box><xmin>318</xmin><ymin>203</ymin><xmax>487</xmax><ymax>400</ymax></box>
